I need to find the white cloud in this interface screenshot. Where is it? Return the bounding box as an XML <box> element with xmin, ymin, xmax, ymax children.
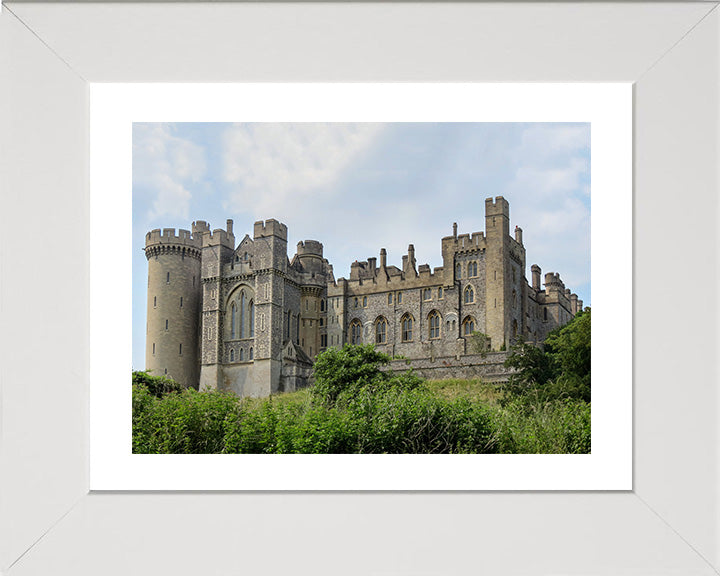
<box><xmin>222</xmin><ymin>123</ymin><xmax>384</xmax><ymax>217</ymax></box>
<box><xmin>503</xmin><ymin>124</ymin><xmax>591</xmax><ymax>292</ymax></box>
<box><xmin>133</xmin><ymin>124</ymin><xmax>206</xmax><ymax>220</ymax></box>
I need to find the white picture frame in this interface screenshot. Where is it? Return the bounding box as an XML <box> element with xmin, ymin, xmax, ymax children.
<box><xmin>2</xmin><ymin>2</ymin><xmax>718</xmax><ymax>574</ymax></box>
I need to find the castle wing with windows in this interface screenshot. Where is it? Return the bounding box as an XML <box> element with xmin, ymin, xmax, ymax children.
<box><xmin>145</xmin><ymin>197</ymin><xmax>582</xmax><ymax>397</ymax></box>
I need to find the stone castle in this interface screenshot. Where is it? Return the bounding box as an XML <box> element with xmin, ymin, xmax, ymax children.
<box><xmin>144</xmin><ymin>196</ymin><xmax>583</xmax><ymax>396</ymax></box>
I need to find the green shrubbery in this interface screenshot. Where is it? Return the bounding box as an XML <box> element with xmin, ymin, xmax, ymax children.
<box><xmin>132</xmin><ymin>320</ymin><xmax>591</xmax><ymax>455</ymax></box>
<box><xmin>503</xmin><ymin>308</ymin><xmax>591</xmax><ymax>404</ymax></box>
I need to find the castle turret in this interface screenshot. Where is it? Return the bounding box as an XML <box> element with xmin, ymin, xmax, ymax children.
<box><xmin>145</xmin><ymin>227</ymin><xmax>202</xmax><ymax>388</ymax></box>
<box><xmin>251</xmin><ymin>219</ymin><xmax>289</xmax><ymax>393</ymax></box>
<box><xmin>296</xmin><ymin>239</ymin><xmax>327</xmax><ymax>359</ymax></box>
<box><xmin>485</xmin><ymin>196</ymin><xmax>511</xmax><ymax>350</ymax></box>
<box><xmin>197</xmin><ymin>220</ymin><xmax>236</xmax><ymax>391</ymax></box>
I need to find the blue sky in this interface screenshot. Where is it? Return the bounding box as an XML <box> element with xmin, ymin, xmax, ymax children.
<box><xmin>133</xmin><ymin>122</ymin><xmax>591</xmax><ymax>370</ymax></box>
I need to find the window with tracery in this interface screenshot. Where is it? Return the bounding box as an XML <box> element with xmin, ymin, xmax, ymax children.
<box><xmin>401</xmin><ymin>314</ymin><xmax>414</xmax><ymax>342</ymax></box>
<box><xmin>428</xmin><ymin>311</ymin><xmax>441</xmax><ymax>339</ymax></box>
<box><xmin>375</xmin><ymin>317</ymin><xmax>387</xmax><ymax>344</ymax></box>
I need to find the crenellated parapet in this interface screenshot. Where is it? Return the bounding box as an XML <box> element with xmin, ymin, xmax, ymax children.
<box><xmin>144</xmin><ymin>228</ymin><xmax>202</xmax><ymax>260</ymax></box>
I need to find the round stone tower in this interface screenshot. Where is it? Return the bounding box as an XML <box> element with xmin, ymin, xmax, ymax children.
<box><xmin>144</xmin><ymin>227</ymin><xmax>202</xmax><ymax>388</ymax></box>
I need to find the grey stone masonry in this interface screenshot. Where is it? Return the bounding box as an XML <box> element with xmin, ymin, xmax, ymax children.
<box><xmin>145</xmin><ymin>197</ymin><xmax>582</xmax><ymax>397</ymax></box>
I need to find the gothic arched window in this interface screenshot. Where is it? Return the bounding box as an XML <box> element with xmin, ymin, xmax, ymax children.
<box><xmin>428</xmin><ymin>310</ymin><xmax>441</xmax><ymax>339</ymax></box>
<box><xmin>375</xmin><ymin>317</ymin><xmax>387</xmax><ymax>344</ymax></box>
<box><xmin>462</xmin><ymin>316</ymin><xmax>476</xmax><ymax>336</ymax></box>
<box><xmin>401</xmin><ymin>314</ymin><xmax>414</xmax><ymax>342</ymax></box>
<box><xmin>249</xmin><ymin>347</ymin><xmax>253</xmax><ymax>360</ymax></box>
<box><xmin>468</xmin><ymin>261</ymin><xmax>478</xmax><ymax>277</ymax></box>
<box><xmin>350</xmin><ymin>319</ymin><xmax>363</xmax><ymax>345</ymax></box>
<box><xmin>240</xmin><ymin>348</ymin><xmax>245</xmax><ymax>361</ymax></box>
<box><xmin>230</xmin><ymin>349</ymin><xmax>235</xmax><ymax>362</ymax></box>
<box><xmin>464</xmin><ymin>285</ymin><xmax>475</xmax><ymax>304</ymax></box>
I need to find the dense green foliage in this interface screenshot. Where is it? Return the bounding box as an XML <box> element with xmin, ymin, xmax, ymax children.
<box><xmin>503</xmin><ymin>309</ymin><xmax>591</xmax><ymax>403</ymax></box>
<box><xmin>311</xmin><ymin>344</ymin><xmax>422</xmax><ymax>406</ymax></box>
<box><xmin>133</xmin><ymin>338</ymin><xmax>591</xmax><ymax>454</ymax></box>
<box><xmin>132</xmin><ymin>370</ymin><xmax>183</xmax><ymax>397</ymax></box>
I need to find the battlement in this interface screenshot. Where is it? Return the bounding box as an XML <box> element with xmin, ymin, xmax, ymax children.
<box><xmin>202</xmin><ymin>224</ymin><xmax>235</xmax><ymax>249</ymax></box>
<box><xmin>254</xmin><ymin>219</ymin><xmax>288</xmax><ymax>241</ymax></box>
<box><xmin>544</xmin><ymin>272</ymin><xmax>566</xmax><ymax>291</ymax></box>
<box><xmin>296</xmin><ymin>240</ymin><xmax>323</xmax><ymax>257</ymax></box>
<box><xmin>485</xmin><ymin>196</ymin><xmax>510</xmax><ymax>217</ymax></box>
<box><xmin>145</xmin><ymin>227</ymin><xmax>201</xmax><ymax>248</ymax></box>
<box><xmin>442</xmin><ymin>229</ymin><xmax>486</xmax><ymax>252</ymax></box>
<box><xmin>192</xmin><ymin>220</ymin><xmax>210</xmax><ymax>236</ymax></box>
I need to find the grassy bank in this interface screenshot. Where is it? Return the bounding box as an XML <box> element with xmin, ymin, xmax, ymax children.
<box><xmin>133</xmin><ymin>375</ymin><xmax>589</xmax><ymax>455</ymax></box>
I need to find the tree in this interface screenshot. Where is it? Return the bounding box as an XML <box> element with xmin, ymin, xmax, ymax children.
<box><xmin>503</xmin><ymin>337</ymin><xmax>557</xmax><ymax>402</ymax></box>
<box><xmin>544</xmin><ymin>308</ymin><xmax>591</xmax><ymax>402</ymax></box>
<box><xmin>311</xmin><ymin>344</ymin><xmax>422</xmax><ymax>406</ymax></box>
<box><xmin>503</xmin><ymin>309</ymin><xmax>591</xmax><ymax>404</ymax></box>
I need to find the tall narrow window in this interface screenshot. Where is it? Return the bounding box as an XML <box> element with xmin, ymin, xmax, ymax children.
<box><xmin>179</xmin><ymin>343</ymin><xmax>182</xmax><ymax>355</ymax></box>
<box><xmin>350</xmin><ymin>320</ymin><xmax>362</xmax><ymax>345</ymax></box>
<box><xmin>152</xmin><ymin>343</ymin><xmax>155</xmax><ymax>355</ymax></box>
<box><xmin>468</xmin><ymin>262</ymin><xmax>478</xmax><ymax>277</ymax></box>
<box><xmin>363</xmin><ymin>296</ymin><xmax>368</xmax><ymax>307</ymax></box>
<box><xmin>463</xmin><ymin>316</ymin><xmax>476</xmax><ymax>336</ymax></box>
<box><xmin>166</xmin><ymin>272</ymin><xmax>170</xmax><ymax>283</ymax></box>
<box><xmin>428</xmin><ymin>311</ymin><xmax>440</xmax><ymax>339</ymax></box>
<box><xmin>401</xmin><ymin>315</ymin><xmax>413</xmax><ymax>342</ymax></box>
<box><xmin>320</xmin><ymin>299</ymin><xmax>325</xmax><ymax>312</ymax></box>
<box><xmin>231</xmin><ymin>302</ymin><xmax>237</xmax><ymax>339</ymax></box>
<box><xmin>544</xmin><ymin>308</ymin><xmax>548</xmax><ymax>321</ymax></box>
<box><xmin>240</xmin><ymin>349</ymin><xmax>244</xmax><ymax>361</ymax></box>
<box><xmin>464</xmin><ymin>285</ymin><xmax>475</xmax><ymax>304</ymax></box>
<box><xmin>438</xmin><ymin>286</ymin><xmax>443</xmax><ymax>299</ymax></box>
<box><xmin>375</xmin><ymin>317</ymin><xmax>387</xmax><ymax>344</ymax></box>
<box><xmin>240</xmin><ymin>291</ymin><xmax>246</xmax><ymax>338</ymax></box>
<box><xmin>230</xmin><ymin>349</ymin><xmax>235</xmax><ymax>362</ymax></box>
<box><xmin>249</xmin><ymin>301</ymin><xmax>254</xmax><ymax>337</ymax></box>
<box><xmin>388</xmin><ymin>293</ymin><xmax>393</xmax><ymax>305</ymax></box>
<box><xmin>249</xmin><ymin>347</ymin><xmax>253</xmax><ymax>360</ymax></box>
<box><xmin>286</xmin><ymin>310</ymin><xmax>291</xmax><ymax>339</ymax></box>
<box><xmin>180</xmin><ymin>296</ymin><xmax>183</xmax><ymax>308</ymax></box>
<box><xmin>397</xmin><ymin>292</ymin><xmax>403</xmax><ymax>304</ymax></box>
<box><xmin>165</xmin><ymin>319</ymin><xmax>169</xmax><ymax>330</ymax></box>
<box><xmin>153</xmin><ymin>296</ymin><xmax>157</xmax><ymax>307</ymax></box>
<box><xmin>423</xmin><ymin>288</ymin><xmax>432</xmax><ymax>301</ymax></box>
<box><xmin>456</xmin><ymin>264</ymin><xmax>462</xmax><ymax>279</ymax></box>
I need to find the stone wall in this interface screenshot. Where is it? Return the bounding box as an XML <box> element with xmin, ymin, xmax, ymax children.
<box><xmin>384</xmin><ymin>351</ymin><xmax>513</xmax><ymax>383</ymax></box>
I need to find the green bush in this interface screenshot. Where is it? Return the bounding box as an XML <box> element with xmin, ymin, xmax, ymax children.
<box><xmin>132</xmin><ymin>384</ymin><xmax>241</xmax><ymax>453</ymax></box>
<box><xmin>312</xmin><ymin>344</ymin><xmax>421</xmax><ymax>406</ymax></box>
<box><xmin>132</xmin><ymin>370</ymin><xmax>183</xmax><ymax>397</ymax></box>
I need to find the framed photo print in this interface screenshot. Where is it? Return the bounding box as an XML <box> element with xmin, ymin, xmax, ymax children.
<box><xmin>2</xmin><ymin>3</ymin><xmax>718</xmax><ymax>575</ymax></box>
